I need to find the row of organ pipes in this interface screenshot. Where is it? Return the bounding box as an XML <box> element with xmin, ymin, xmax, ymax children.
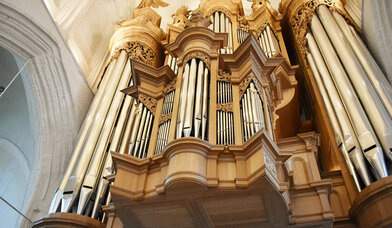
<box><xmin>305</xmin><ymin>5</ymin><xmax>392</xmax><ymax>190</ymax></box>
<box><xmin>209</xmin><ymin>11</ymin><xmax>234</xmax><ymax>54</ymax></box>
<box><xmin>177</xmin><ymin>58</ymin><xmax>210</xmax><ymax>140</ymax></box>
<box><xmin>48</xmin><ymin>50</ymin><xmax>155</xmax><ymax>219</ymax></box>
<box><xmin>257</xmin><ymin>25</ymin><xmax>280</xmax><ymax>58</ymax></box>
<box><xmin>237</xmin><ymin>27</ymin><xmax>250</xmax><ymax>44</ymax></box>
<box><xmin>216</xmin><ymin>80</ymin><xmax>234</xmax><ymax>145</ymax></box>
<box><xmin>155</xmin><ymin>90</ymin><xmax>175</xmax><ymax>154</ymax></box>
<box><xmin>240</xmin><ymin>82</ymin><xmax>266</xmax><ymax>142</ymax></box>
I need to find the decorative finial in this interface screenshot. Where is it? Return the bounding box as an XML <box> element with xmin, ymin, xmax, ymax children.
<box><xmin>136</xmin><ymin>0</ymin><xmax>169</xmax><ymax>9</ymax></box>
<box><xmin>171</xmin><ymin>6</ymin><xmax>191</xmax><ymax>28</ymax></box>
<box><xmin>185</xmin><ymin>9</ymin><xmax>211</xmax><ymax>28</ymax></box>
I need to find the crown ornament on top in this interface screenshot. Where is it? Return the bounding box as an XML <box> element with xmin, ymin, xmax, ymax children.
<box><xmin>136</xmin><ymin>0</ymin><xmax>169</xmax><ymax>9</ymax></box>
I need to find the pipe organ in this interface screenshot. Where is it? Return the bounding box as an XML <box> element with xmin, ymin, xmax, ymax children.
<box><xmin>38</xmin><ymin>0</ymin><xmax>392</xmax><ymax>228</ymax></box>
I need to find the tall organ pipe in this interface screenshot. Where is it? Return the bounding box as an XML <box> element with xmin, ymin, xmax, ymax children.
<box><xmin>177</xmin><ymin>63</ymin><xmax>190</xmax><ymax>138</ymax></box>
<box><xmin>317</xmin><ymin>5</ymin><xmax>392</xmax><ymax>162</ymax></box>
<box><xmin>310</xmin><ymin>14</ymin><xmax>388</xmax><ymax>179</ymax></box>
<box><xmin>48</xmin><ymin>57</ymin><xmax>118</xmax><ymax>214</ymax></box>
<box><xmin>306</xmin><ymin>33</ymin><xmax>371</xmax><ymax>186</ymax></box>
<box><xmin>202</xmin><ymin>67</ymin><xmax>209</xmax><ymax>140</ymax></box>
<box><xmin>306</xmin><ymin>52</ymin><xmax>366</xmax><ymax>190</ymax></box>
<box><xmin>333</xmin><ymin>12</ymin><xmax>392</xmax><ymax>118</ymax></box>
<box><xmin>194</xmin><ymin>61</ymin><xmax>204</xmax><ymax>137</ymax></box>
<box><xmin>77</xmin><ymin>59</ymin><xmax>132</xmax><ymax>214</ymax></box>
<box><xmin>119</xmin><ymin>100</ymin><xmax>137</xmax><ymax>154</ymax></box>
<box><xmin>91</xmin><ymin>95</ymin><xmax>135</xmax><ymax>218</ymax></box>
<box><xmin>184</xmin><ymin>59</ymin><xmax>198</xmax><ymax>137</ymax></box>
<box><xmin>58</xmin><ymin>51</ymin><xmax>128</xmax><ymax>213</ymax></box>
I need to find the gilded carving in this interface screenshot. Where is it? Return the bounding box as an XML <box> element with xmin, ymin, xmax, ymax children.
<box><xmin>159</xmin><ymin>113</ymin><xmax>172</xmax><ymax>124</ymax></box>
<box><xmin>163</xmin><ymin>78</ymin><xmax>176</xmax><ymax>94</ymax></box>
<box><xmin>217</xmin><ymin>69</ymin><xmax>231</xmax><ymax>82</ymax></box>
<box><xmin>291</xmin><ymin>0</ymin><xmax>346</xmax><ymax>59</ymax></box>
<box><xmin>139</xmin><ymin>94</ymin><xmax>157</xmax><ymax>114</ymax></box>
<box><xmin>127</xmin><ymin>42</ymin><xmax>155</xmax><ymax>66</ymax></box>
<box><xmin>239</xmin><ymin>73</ymin><xmax>253</xmax><ymax>97</ymax></box>
<box><xmin>183</xmin><ymin>51</ymin><xmax>211</xmax><ymax>69</ymax></box>
<box><xmin>217</xmin><ymin>103</ymin><xmax>233</xmax><ymax>112</ymax></box>
<box><xmin>111</xmin><ymin>42</ymin><xmax>156</xmax><ymax>67</ymax></box>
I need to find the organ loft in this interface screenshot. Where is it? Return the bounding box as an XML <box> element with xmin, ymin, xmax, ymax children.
<box><xmin>31</xmin><ymin>0</ymin><xmax>392</xmax><ymax>227</ymax></box>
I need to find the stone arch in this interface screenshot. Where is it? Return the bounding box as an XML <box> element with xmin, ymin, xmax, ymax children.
<box><xmin>0</xmin><ymin>1</ymin><xmax>89</xmax><ymax>225</ymax></box>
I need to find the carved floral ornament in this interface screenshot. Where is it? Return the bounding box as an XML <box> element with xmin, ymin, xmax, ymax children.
<box><xmin>217</xmin><ymin>69</ymin><xmax>231</xmax><ymax>82</ymax></box>
<box><xmin>205</xmin><ymin>7</ymin><xmax>232</xmax><ymax>19</ymax></box>
<box><xmin>290</xmin><ymin>0</ymin><xmax>347</xmax><ymax>59</ymax></box>
<box><xmin>139</xmin><ymin>94</ymin><xmax>157</xmax><ymax>114</ymax></box>
<box><xmin>159</xmin><ymin>113</ymin><xmax>172</xmax><ymax>124</ymax></box>
<box><xmin>183</xmin><ymin>51</ymin><xmax>211</xmax><ymax>70</ymax></box>
<box><xmin>110</xmin><ymin>42</ymin><xmax>156</xmax><ymax>67</ymax></box>
<box><xmin>239</xmin><ymin>73</ymin><xmax>254</xmax><ymax>97</ymax></box>
<box><xmin>217</xmin><ymin>103</ymin><xmax>233</xmax><ymax>112</ymax></box>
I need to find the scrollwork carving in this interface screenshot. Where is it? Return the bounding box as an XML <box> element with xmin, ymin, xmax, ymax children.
<box><xmin>159</xmin><ymin>113</ymin><xmax>172</xmax><ymax>124</ymax></box>
<box><xmin>217</xmin><ymin>103</ymin><xmax>233</xmax><ymax>112</ymax></box>
<box><xmin>111</xmin><ymin>42</ymin><xmax>156</xmax><ymax>67</ymax></box>
<box><xmin>183</xmin><ymin>51</ymin><xmax>211</xmax><ymax>69</ymax></box>
<box><xmin>206</xmin><ymin>7</ymin><xmax>231</xmax><ymax>18</ymax></box>
<box><xmin>217</xmin><ymin>69</ymin><xmax>231</xmax><ymax>82</ymax></box>
<box><xmin>139</xmin><ymin>94</ymin><xmax>157</xmax><ymax>114</ymax></box>
<box><xmin>239</xmin><ymin>73</ymin><xmax>253</xmax><ymax>97</ymax></box>
<box><xmin>291</xmin><ymin>0</ymin><xmax>347</xmax><ymax>59</ymax></box>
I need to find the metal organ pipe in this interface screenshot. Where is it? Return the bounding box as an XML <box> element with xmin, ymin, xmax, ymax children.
<box><xmin>310</xmin><ymin>13</ymin><xmax>388</xmax><ymax>179</ymax></box>
<box><xmin>317</xmin><ymin>5</ymin><xmax>392</xmax><ymax>162</ymax></box>
<box><xmin>177</xmin><ymin>62</ymin><xmax>190</xmax><ymax>138</ymax></box>
<box><xmin>306</xmin><ymin>33</ymin><xmax>371</xmax><ymax>186</ymax></box>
